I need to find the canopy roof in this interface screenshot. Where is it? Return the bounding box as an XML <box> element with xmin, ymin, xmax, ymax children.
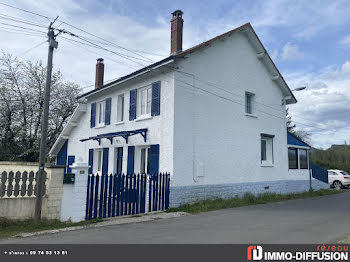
<box><xmin>80</xmin><ymin>128</ymin><xmax>147</xmax><ymax>145</ymax></box>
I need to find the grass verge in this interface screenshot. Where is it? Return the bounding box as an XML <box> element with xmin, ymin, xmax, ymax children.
<box><xmin>0</xmin><ymin>218</ymin><xmax>101</xmax><ymax>239</ymax></box>
<box><xmin>167</xmin><ymin>189</ymin><xmax>344</xmax><ymax>214</ymax></box>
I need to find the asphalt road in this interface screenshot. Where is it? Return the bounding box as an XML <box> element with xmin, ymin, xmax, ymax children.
<box><xmin>2</xmin><ymin>191</ymin><xmax>350</xmax><ymax>244</ymax></box>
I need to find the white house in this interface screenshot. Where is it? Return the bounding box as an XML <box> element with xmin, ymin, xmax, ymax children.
<box><xmin>50</xmin><ymin>10</ymin><xmax>327</xmax><ymax>207</ymax></box>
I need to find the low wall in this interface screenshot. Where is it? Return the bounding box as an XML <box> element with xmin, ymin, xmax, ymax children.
<box><xmin>0</xmin><ymin>162</ymin><xmax>64</xmax><ymax>220</ymax></box>
<box><xmin>170</xmin><ymin>179</ymin><xmax>330</xmax><ymax>208</ymax></box>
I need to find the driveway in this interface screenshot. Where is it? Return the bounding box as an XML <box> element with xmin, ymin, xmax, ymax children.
<box><xmin>2</xmin><ymin>191</ymin><xmax>350</xmax><ymax>244</ymax></box>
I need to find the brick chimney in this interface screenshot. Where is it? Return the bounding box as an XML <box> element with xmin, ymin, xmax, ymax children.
<box><xmin>170</xmin><ymin>10</ymin><xmax>183</xmax><ymax>55</ymax></box>
<box><xmin>95</xmin><ymin>58</ymin><xmax>104</xmax><ymax>89</ymax></box>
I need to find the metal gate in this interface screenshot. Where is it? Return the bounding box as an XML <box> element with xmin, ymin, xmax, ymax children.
<box><xmin>85</xmin><ymin>173</ymin><xmax>170</xmax><ymax>220</ymax></box>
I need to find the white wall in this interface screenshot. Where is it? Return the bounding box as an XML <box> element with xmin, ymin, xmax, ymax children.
<box><xmin>65</xmin><ymin>70</ymin><xmax>175</xmax><ymax>175</ymax></box>
<box><xmin>173</xmin><ymin>32</ymin><xmax>291</xmax><ymax>187</ymax></box>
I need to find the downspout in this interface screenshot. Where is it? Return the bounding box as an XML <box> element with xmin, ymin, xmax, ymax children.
<box><xmin>308</xmin><ymin>149</ymin><xmax>312</xmax><ymax>191</ymax></box>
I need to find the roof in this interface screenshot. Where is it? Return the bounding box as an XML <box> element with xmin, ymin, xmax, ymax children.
<box><xmin>49</xmin><ymin>103</ymin><xmax>87</xmax><ymax>156</ymax></box>
<box><xmin>287</xmin><ymin>132</ymin><xmax>311</xmax><ymax>148</ymax></box>
<box><xmin>77</xmin><ymin>23</ymin><xmax>297</xmax><ymax>104</ymax></box>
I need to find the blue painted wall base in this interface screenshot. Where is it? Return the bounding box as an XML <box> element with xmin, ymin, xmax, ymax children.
<box><xmin>169</xmin><ymin>179</ymin><xmax>329</xmax><ymax>208</ymax></box>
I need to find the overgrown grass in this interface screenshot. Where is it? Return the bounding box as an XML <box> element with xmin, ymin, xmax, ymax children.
<box><xmin>0</xmin><ymin>218</ymin><xmax>101</xmax><ymax>239</ymax></box>
<box><xmin>167</xmin><ymin>189</ymin><xmax>344</xmax><ymax>214</ymax></box>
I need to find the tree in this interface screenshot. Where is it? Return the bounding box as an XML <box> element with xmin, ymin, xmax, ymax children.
<box><xmin>286</xmin><ymin>107</ymin><xmax>311</xmax><ymax>144</ymax></box>
<box><xmin>0</xmin><ymin>52</ymin><xmax>81</xmax><ymax>161</ymax></box>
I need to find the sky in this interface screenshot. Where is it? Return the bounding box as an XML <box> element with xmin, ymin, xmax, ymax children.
<box><xmin>0</xmin><ymin>0</ymin><xmax>349</xmax><ymax>149</ymax></box>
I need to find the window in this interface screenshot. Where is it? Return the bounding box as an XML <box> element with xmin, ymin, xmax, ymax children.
<box><xmin>117</xmin><ymin>94</ymin><xmax>124</xmax><ymax>122</ymax></box>
<box><xmin>261</xmin><ymin>134</ymin><xmax>274</xmax><ymax>165</ymax></box>
<box><xmin>96</xmin><ymin>101</ymin><xmax>105</xmax><ymax>126</ymax></box>
<box><xmin>245</xmin><ymin>92</ymin><xmax>255</xmax><ymax>115</ymax></box>
<box><xmin>328</xmin><ymin>171</ymin><xmax>337</xmax><ymax>176</ymax></box>
<box><xmin>138</xmin><ymin>86</ymin><xmax>152</xmax><ymax>117</ymax></box>
<box><xmin>140</xmin><ymin>147</ymin><xmax>150</xmax><ymax>174</ymax></box>
<box><xmin>299</xmin><ymin>149</ymin><xmax>308</xmax><ymax>169</ymax></box>
<box><xmin>341</xmin><ymin>171</ymin><xmax>349</xmax><ymax>176</ymax></box>
<box><xmin>288</xmin><ymin>148</ymin><xmax>298</xmax><ymax>169</ymax></box>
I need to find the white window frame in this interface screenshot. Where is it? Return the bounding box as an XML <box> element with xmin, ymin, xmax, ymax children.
<box><xmin>93</xmin><ymin>149</ymin><xmax>103</xmax><ymax>175</ymax></box>
<box><xmin>245</xmin><ymin>92</ymin><xmax>255</xmax><ymax>116</ymax></box>
<box><xmin>139</xmin><ymin>146</ymin><xmax>150</xmax><ymax>174</ymax></box>
<box><xmin>137</xmin><ymin>85</ymin><xmax>152</xmax><ymax>118</ymax></box>
<box><xmin>299</xmin><ymin>148</ymin><xmax>309</xmax><ymax>170</ymax></box>
<box><xmin>116</xmin><ymin>93</ymin><xmax>125</xmax><ymax>123</ymax></box>
<box><xmin>96</xmin><ymin>100</ymin><xmax>105</xmax><ymax>127</ymax></box>
<box><xmin>261</xmin><ymin>135</ymin><xmax>274</xmax><ymax>166</ymax></box>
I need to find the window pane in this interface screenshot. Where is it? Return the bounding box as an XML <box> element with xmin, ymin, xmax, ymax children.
<box><xmin>147</xmin><ymin>87</ymin><xmax>152</xmax><ymax>114</ymax></box>
<box><xmin>97</xmin><ymin>102</ymin><xmax>104</xmax><ymax>124</ymax></box>
<box><xmin>261</xmin><ymin>140</ymin><xmax>267</xmax><ymax>161</ymax></box>
<box><xmin>117</xmin><ymin>95</ymin><xmax>124</xmax><ymax>122</ymax></box>
<box><xmin>288</xmin><ymin>148</ymin><xmax>298</xmax><ymax>169</ymax></box>
<box><xmin>246</xmin><ymin>94</ymin><xmax>251</xmax><ymax>114</ymax></box>
<box><xmin>98</xmin><ymin>103</ymin><xmax>102</xmax><ymax>123</ymax></box>
<box><xmin>299</xmin><ymin>149</ymin><xmax>308</xmax><ymax>169</ymax></box>
<box><xmin>140</xmin><ymin>89</ymin><xmax>146</xmax><ymax>115</ymax></box>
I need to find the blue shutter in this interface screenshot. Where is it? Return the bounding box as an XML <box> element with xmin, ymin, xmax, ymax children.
<box><xmin>127</xmin><ymin>146</ymin><xmax>135</xmax><ymax>174</ymax></box>
<box><xmin>149</xmin><ymin>144</ymin><xmax>159</xmax><ymax>174</ymax></box>
<box><xmin>67</xmin><ymin>155</ymin><xmax>75</xmax><ymax>174</ymax></box>
<box><xmin>102</xmin><ymin>148</ymin><xmax>109</xmax><ymax>175</ymax></box>
<box><xmin>90</xmin><ymin>102</ymin><xmax>96</xmax><ymax>128</ymax></box>
<box><xmin>56</xmin><ymin>140</ymin><xmax>68</xmax><ymax>166</ymax></box>
<box><xmin>129</xmin><ymin>89</ymin><xmax>137</xmax><ymax>120</ymax></box>
<box><xmin>151</xmin><ymin>81</ymin><xmax>161</xmax><ymax>116</ymax></box>
<box><xmin>88</xmin><ymin>149</ymin><xmax>94</xmax><ymax>174</ymax></box>
<box><xmin>105</xmin><ymin>97</ymin><xmax>111</xmax><ymax>125</ymax></box>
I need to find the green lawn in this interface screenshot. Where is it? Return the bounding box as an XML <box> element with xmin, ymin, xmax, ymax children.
<box><xmin>0</xmin><ymin>218</ymin><xmax>101</xmax><ymax>239</ymax></box>
<box><xmin>167</xmin><ymin>189</ymin><xmax>344</xmax><ymax>214</ymax></box>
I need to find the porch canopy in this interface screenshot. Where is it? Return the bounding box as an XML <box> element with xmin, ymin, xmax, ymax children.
<box><xmin>80</xmin><ymin>128</ymin><xmax>147</xmax><ymax>145</ymax></box>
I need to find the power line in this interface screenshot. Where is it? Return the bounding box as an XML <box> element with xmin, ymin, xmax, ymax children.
<box><xmin>0</xmin><ymin>21</ymin><xmax>47</xmax><ymax>34</ymax></box>
<box><xmin>0</xmin><ymin>4</ymin><xmax>344</xmax><ymax>135</ymax></box>
<box><xmin>0</xmin><ymin>28</ymin><xmax>46</xmax><ymax>37</ymax></box>
<box><xmin>0</xmin><ymin>13</ymin><xmax>48</xmax><ymax>28</ymax></box>
<box><xmin>0</xmin><ymin>2</ymin><xmax>51</xmax><ymax>22</ymax></box>
<box><xmin>171</xmin><ymin>78</ymin><xmax>350</xmax><ymax>135</ymax></box>
<box><xmin>57</xmin><ymin>31</ymin><xmax>149</xmax><ymax>67</ymax></box>
<box><xmin>57</xmin><ymin>21</ymin><xmax>345</xmax><ymax>133</ymax></box>
<box><xmin>60</xmin><ymin>36</ymin><xmax>142</xmax><ymax>71</ymax></box>
<box><xmin>57</xmin><ymin>19</ymin><xmax>162</xmax><ymax>62</ymax></box>
<box><xmin>17</xmin><ymin>40</ymin><xmax>47</xmax><ymax>57</ymax></box>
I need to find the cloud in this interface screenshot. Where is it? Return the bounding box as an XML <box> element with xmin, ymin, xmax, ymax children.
<box><xmin>286</xmin><ymin>60</ymin><xmax>350</xmax><ymax>149</ymax></box>
<box><xmin>281</xmin><ymin>42</ymin><xmax>304</xmax><ymax>61</ymax></box>
<box><xmin>340</xmin><ymin>34</ymin><xmax>350</xmax><ymax>45</ymax></box>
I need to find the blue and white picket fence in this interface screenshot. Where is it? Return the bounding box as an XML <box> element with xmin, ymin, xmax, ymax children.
<box><xmin>85</xmin><ymin>173</ymin><xmax>170</xmax><ymax>220</ymax></box>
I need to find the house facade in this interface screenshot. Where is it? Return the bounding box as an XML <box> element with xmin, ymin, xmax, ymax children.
<box><xmin>50</xmin><ymin>10</ymin><xmax>323</xmax><ymax>208</ymax></box>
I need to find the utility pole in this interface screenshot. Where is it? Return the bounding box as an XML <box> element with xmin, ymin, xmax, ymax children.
<box><xmin>34</xmin><ymin>20</ymin><xmax>58</xmax><ymax>222</ymax></box>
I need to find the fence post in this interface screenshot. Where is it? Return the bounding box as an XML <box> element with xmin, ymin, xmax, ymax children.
<box><xmin>145</xmin><ymin>175</ymin><xmax>150</xmax><ymax>213</ymax></box>
<box><xmin>60</xmin><ymin>163</ymin><xmax>89</xmax><ymax>222</ymax></box>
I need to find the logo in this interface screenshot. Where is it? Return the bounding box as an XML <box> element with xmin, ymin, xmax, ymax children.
<box><xmin>247</xmin><ymin>245</ymin><xmax>263</xmax><ymax>261</ymax></box>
